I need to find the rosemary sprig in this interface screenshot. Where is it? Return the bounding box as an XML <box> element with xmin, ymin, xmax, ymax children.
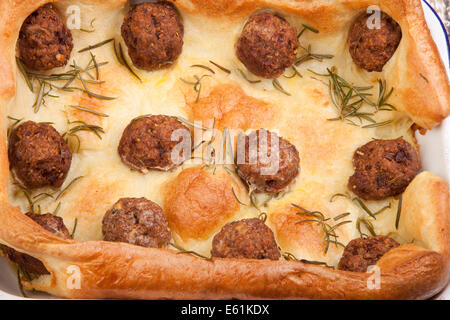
<box><xmin>113</xmin><ymin>40</ymin><xmax>142</xmax><ymax>82</ymax></box>
<box><xmin>282</xmin><ymin>252</ymin><xmax>334</xmax><ymax>268</ymax></box>
<box><xmin>353</xmin><ymin>197</ymin><xmax>377</xmax><ymax>219</ymax></box>
<box><xmin>395</xmin><ymin>195</ymin><xmax>402</xmax><ymax>229</ymax></box>
<box><xmin>362</xmin><ymin>120</ymin><xmax>393</xmax><ymax>128</ymax></box>
<box><xmin>297</xmin><ymin>23</ymin><xmax>319</xmax><ymax>38</ymax></box>
<box><xmin>356</xmin><ymin>217</ymin><xmax>376</xmax><ymax>238</ymax></box>
<box><xmin>283</xmin><ymin>65</ymin><xmax>302</xmax><ymax>79</ymax></box>
<box><xmin>375</xmin><ymin>79</ymin><xmax>396</xmax><ymax>111</ymax></box>
<box><xmin>294</xmin><ymin>44</ymin><xmax>334</xmax><ymax>66</ymax></box>
<box><xmin>231</xmin><ymin>187</ymin><xmax>249</xmax><ymax>206</ymax></box>
<box><xmin>258</xmin><ymin>212</ymin><xmax>268</xmax><ymax>223</ymax></box>
<box><xmin>33</xmin><ymin>81</ymin><xmax>46</xmax><ymax>113</ymax></box>
<box><xmin>22</xmin><ymin>55</ymin><xmax>114</xmax><ymax>113</ymax></box>
<box><xmin>71</xmin><ymin>218</ymin><xmax>78</xmax><ymax>238</ymax></box>
<box><xmin>191</xmin><ymin>64</ymin><xmax>215</xmax><ymax>74</ymax></box>
<box><xmin>169</xmin><ymin>243</ymin><xmax>211</xmax><ymax>261</ymax></box>
<box><xmin>12</xmin><ymin>180</ymin><xmax>35</xmax><ymax>213</ymax></box>
<box><xmin>292</xmin><ymin>204</ymin><xmax>350</xmax><ymax>254</ymax></box>
<box><xmin>7</xmin><ymin>116</ymin><xmax>23</xmax><ymax>139</ymax></box>
<box><xmin>80</xmin><ymin>18</ymin><xmax>96</xmax><ymax>33</ymax></box>
<box><xmin>316</xmin><ymin>68</ymin><xmax>396</xmax><ymax>128</ymax></box>
<box><xmin>238</xmin><ymin>69</ymin><xmax>261</xmax><ymax>84</ymax></box>
<box><xmin>55</xmin><ymin>176</ymin><xmax>84</xmax><ymax>201</ymax></box>
<box><xmin>53</xmin><ymin>202</ymin><xmax>61</xmax><ymax>216</ymax></box>
<box><xmin>62</xmin><ymin>114</ymin><xmax>105</xmax><ymax>152</ymax></box>
<box><xmin>272</xmin><ymin>79</ymin><xmax>291</xmax><ymax>96</ymax></box>
<box><xmin>16</xmin><ymin>57</ymin><xmax>33</xmax><ymax>92</ymax></box>
<box><xmin>419</xmin><ymin>73</ymin><xmax>429</xmax><ymax>83</ymax></box>
<box><xmin>68</xmin><ymin>105</ymin><xmax>109</xmax><ymax>117</ymax></box>
<box><xmin>209</xmin><ymin>60</ymin><xmax>231</xmax><ymax>74</ymax></box>
<box><xmin>180</xmin><ymin>74</ymin><xmax>211</xmax><ymax>102</ymax></box>
<box><xmin>78</xmin><ymin>38</ymin><xmax>114</xmax><ymax>53</ymax></box>
<box><xmin>329</xmin><ymin>193</ymin><xmax>349</xmax><ymax>202</ymax></box>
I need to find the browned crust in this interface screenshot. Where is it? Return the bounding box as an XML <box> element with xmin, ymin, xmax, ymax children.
<box><xmin>0</xmin><ymin>0</ymin><xmax>448</xmax><ymax>299</ymax></box>
<box><xmin>0</xmin><ymin>200</ymin><xmax>448</xmax><ymax>299</ymax></box>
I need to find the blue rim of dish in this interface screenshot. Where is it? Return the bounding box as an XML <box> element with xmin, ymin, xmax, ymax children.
<box><xmin>422</xmin><ymin>0</ymin><xmax>450</xmax><ymax>66</ymax></box>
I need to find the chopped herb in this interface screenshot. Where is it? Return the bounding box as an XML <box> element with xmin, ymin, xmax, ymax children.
<box><xmin>258</xmin><ymin>212</ymin><xmax>268</xmax><ymax>223</ymax></box>
<box><xmin>362</xmin><ymin>120</ymin><xmax>393</xmax><ymax>128</ymax></box>
<box><xmin>333</xmin><ymin>212</ymin><xmax>351</xmax><ymax>221</ymax></box>
<box><xmin>357</xmin><ymin>217</ymin><xmax>376</xmax><ymax>238</ymax></box>
<box><xmin>180</xmin><ymin>74</ymin><xmax>211</xmax><ymax>102</ymax></box>
<box><xmin>68</xmin><ymin>105</ymin><xmax>109</xmax><ymax>117</ymax></box>
<box><xmin>16</xmin><ymin>57</ymin><xmax>33</xmax><ymax>92</ymax></box>
<box><xmin>169</xmin><ymin>243</ymin><xmax>211</xmax><ymax>261</ymax></box>
<box><xmin>329</xmin><ymin>193</ymin><xmax>348</xmax><ymax>202</ymax></box>
<box><xmin>209</xmin><ymin>60</ymin><xmax>231</xmax><ymax>74</ymax></box>
<box><xmin>283</xmin><ymin>65</ymin><xmax>302</xmax><ymax>79</ymax></box>
<box><xmin>292</xmin><ymin>204</ymin><xmax>350</xmax><ymax>254</ymax></box>
<box><xmin>80</xmin><ymin>18</ymin><xmax>96</xmax><ymax>33</ymax></box>
<box><xmin>55</xmin><ymin>176</ymin><xmax>84</xmax><ymax>201</ymax></box>
<box><xmin>272</xmin><ymin>78</ymin><xmax>291</xmax><ymax>96</ymax></box>
<box><xmin>113</xmin><ymin>40</ymin><xmax>142</xmax><ymax>82</ymax></box>
<box><xmin>419</xmin><ymin>73</ymin><xmax>429</xmax><ymax>83</ymax></box>
<box><xmin>71</xmin><ymin>218</ymin><xmax>78</xmax><ymax>238</ymax></box>
<box><xmin>297</xmin><ymin>23</ymin><xmax>319</xmax><ymax>38</ymax></box>
<box><xmin>191</xmin><ymin>64</ymin><xmax>215</xmax><ymax>74</ymax></box>
<box><xmin>294</xmin><ymin>44</ymin><xmax>334</xmax><ymax>66</ymax></box>
<box><xmin>282</xmin><ymin>252</ymin><xmax>334</xmax><ymax>268</ymax></box>
<box><xmin>231</xmin><ymin>187</ymin><xmax>248</xmax><ymax>206</ymax></box>
<box><xmin>78</xmin><ymin>38</ymin><xmax>114</xmax><ymax>53</ymax></box>
<box><xmin>238</xmin><ymin>69</ymin><xmax>261</xmax><ymax>84</ymax></box>
<box><xmin>395</xmin><ymin>195</ymin><xmax>402</xmax><ymax>229</ymax></box>
<box><xmin>353</xmin><ymin>197</ymin><xmax>376</xmax><ymax>219</ymax></box>
<box><xmin>7</xmin><ymin>116</ymin><xmax>23</xmax><ymax>139</ymax></box>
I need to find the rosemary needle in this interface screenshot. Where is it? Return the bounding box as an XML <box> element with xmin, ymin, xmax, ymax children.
<box><xmin>78</xmin><ymin>38</ymin><xmax>114</xmax><ymax>53</ymax></box>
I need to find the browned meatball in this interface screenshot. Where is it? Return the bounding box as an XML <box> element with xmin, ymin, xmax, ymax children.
<box><xmin>18</xmin><ymin>4</ymin><xmax>73</xmax><ymax>71</ymax></box>
<box><xmin>121</xmin><ymin>1</ymin><xmax>184</xmax><ymax>71</ymax></box>
<box><xmin>348</xmin><ymin>138</ymin><xmax>421</xmax><ymax>200</ymax></box>
<box><xmin>211</xmin><ymin>218</ymin><xmax>280</xmax><ymax>260</ymax></box>
<box><xmin>348</xmin><ymin>11</ymin><xmax>402</xmax><ymax>72</ymax></box>
<box><xmin>102</xmin><ymin>197</ymin><xmax>171</xmax><ymax>248</ymax></box>
<box><xmin>8</xmin><ymin>121</ymin><xmax>72</xmax><ymax>189</ymax></box>
<box><xmin>118</xmin><ymin>115</ymin><xmax>191</xmax><ymax>172</ymax></box>
<box><xmin>236</xmin><ymin>129</ymin><xmax>300</xmax><ymax>194</ymax></box>
<box><xmin>338</xmin><ymin>235</ymin><xmax>399</xmax><ymax>272</ymax></box>
<box><xmin>4</xmin><ymin>212</ymin><xmax>71</xmax><ymax>275</ymax></box>
<box><xmin>236</xmin><ymin>11</ymin><xmax>299</xmax><ymax>78</ymax></box>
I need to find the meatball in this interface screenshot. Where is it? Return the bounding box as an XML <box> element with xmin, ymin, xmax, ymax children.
<box><xmin>338</xmin><ymin>235</ymin><xmax>399</xmax><ymax>272</ymax></box>
<box><xmin>4</xmin><ymin>212</ymin><xmax>71</xmax><ymax>275</ymax></box>
<box><xmin>348</xmin><ymin>138</ymin><xmax>421</xmax><ymax>200</ymax></box>
<box><xmin>18</xmin><ymin>4</ymin><xmax>73</xmax><ymax>71</ymax></box>
<box><xmin>121</xmin><ymin>1</ymin><xmax>184</xmax><ymax>71</ymax></box>
<box><xmin>236</xmin><ymin>11</ymin><xmax>299</xmax><ymax>78</ymax></box>
<box><xmin>8</xmin><ymin>121</ymin><xmax>72</xmax><ymax>189</ymax></box>
<box><xmin>118</xmin><ymin>115</ymin><xmax>191</xmax><ymax>172</ymax></box>
<box><xmin>236</xmin><ymin>129</ymin><xmax>300</xmax><ymax>194</ymax></box>
<box><xmin>102</xmin><ymin>197</ymin><xmax>171</xmax><ymax>248</ymax></box>
<box><xmin>211</xmin><ymin>218</ymin><xmax>280</xmax><ymax>260</ymax></box>
<box><xmin>348</xmin><ymin>11</ymin><xmax>402</xmax><ymax>72</ymax></box>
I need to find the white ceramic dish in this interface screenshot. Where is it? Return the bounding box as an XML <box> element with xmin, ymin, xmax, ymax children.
<box><xmin>0</xmin><ymin>0</ymin><xmax>448</xmax><ymax>300</ymax></box>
